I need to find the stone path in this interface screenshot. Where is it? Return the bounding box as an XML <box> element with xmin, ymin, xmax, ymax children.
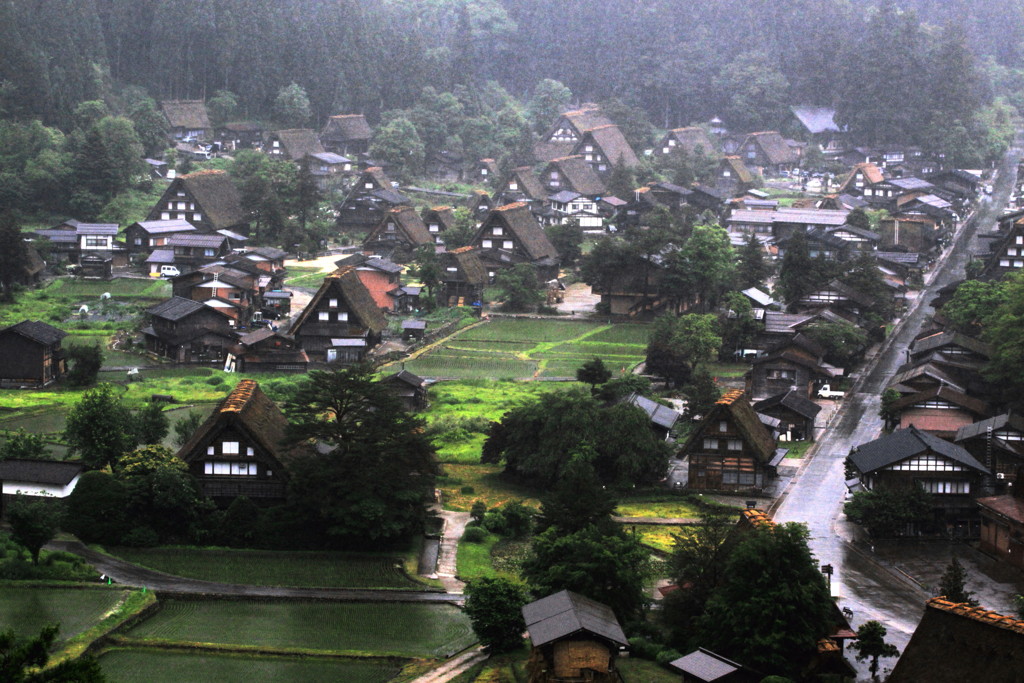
<box><xmin>409</xmin><ymin>645</ymin><xmax>488</xmax><ymax>683</ymax></box>
<box><xmin>433</xmin><ymin>509</ymin><xmax>471</xmax><ymax>594</ymax></box>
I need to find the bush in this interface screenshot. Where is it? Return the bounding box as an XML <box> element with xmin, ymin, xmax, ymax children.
<box><xmin>121</xmin><ymin>526</ymin><xmax>159</xmax><ymax>547</ymax></box>
<box><xmin>463</xmin><ymin>526</ymin><xmax>488</xmax><ymax>543</ymax></box>
<box><xmin>205</xmin><ymin>375</ymin><xmax>226</xmax><ymax>386</ymax></box>
<box><xmin>460</xmin><ymin>485</ymin><xmax>475</xmax><ymax>494</ymax></box>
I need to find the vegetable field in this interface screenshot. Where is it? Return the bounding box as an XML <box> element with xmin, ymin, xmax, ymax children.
<box><xmin>99</xmin><ymin>649</ymin><xmax>402</xmax><ymax>683</ymax></box>
<box><xmin>126</xmin><ymin>600</ymin><xmax>475</xmax><ymax>657</ymax></box>
<box><xmin>403</xmin><ymin>319</ymin><xmax>649</xmax><ymax>379</ymax></box>
<box><xmin>109</xmin><ymin>548</ymin><xmax>424</xmax><ymax>589</ymax></box>
<box><xmin>0</xmin><ymin>587</ymin><xmax>129</xmax><ymax>643</ymax></box>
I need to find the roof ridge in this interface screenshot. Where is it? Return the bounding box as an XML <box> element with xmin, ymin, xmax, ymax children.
<box><xmin>220</xmin><ymin>379</ymin><xmax>258</xmax><ymax>413</ymax></box>
<box><xmin>928</xmin><ymin>598</ymin><xmax>1024</xmax><ymax>635</ymax></box>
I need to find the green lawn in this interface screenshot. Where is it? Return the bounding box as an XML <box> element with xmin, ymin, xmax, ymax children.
<box><xmin>108</xmin><ymin>548</ymin><xmax>425</xmax><ymax>589</ymax></box>
<box><xmin>284</xmin><ymin>266</ymin><xmax>329</xmax><ymax>289</ymax></box>
<box><xmin>126</xmin><ymin>600</ymin><xmax>476</xmax><ymax>657</ymax></box>
<box><xmin>0</xmin><ymin>277</ymin><xmax>169</xmax><ymax>327</ymax></box>
<box><xmin>0</xmin><ymin>587</ymin><xmax>129</xmax><ymax>644</ymax></box>
<box><xmin>99</xmin><ymin>649</ymin><xmax>403</xmax><ymax>683</ymax></box>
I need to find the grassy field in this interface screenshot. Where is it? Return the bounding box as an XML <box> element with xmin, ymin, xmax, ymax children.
<box><xmin>632</xmin><ymin>524</ymin><xmax>686</xmax><ymax>553</ymax></box>
<box><xmin>109</xmin><ymin>548</ymin><xmax>425</xmax><ymax>589</ymax></box>
<box><xmin>439</xmin><ymin>463</ymin><xmax>540</xmax><ymax>511</ymax></box>
<box><xmin>0</xmin><ymin>587</ymin><xmax>130</xmax><ymax>644</ymax></box>
<box><xmin>284</xmin><ymin>266</ymin><xmax>330</xmax><ymax>289</ymax></box>
<box><xmin>0</xmin><ymin>277</ymin><xmax>170</xmax><ymax>327</ymax></box>
<box><xmin>99</xmin><ymin>649</ymin><xmax>402</xmax><ymax>683</ymax></box>
<box><xmin>126</xmin><ymin>600</ymin><xmax>475</xmax><ymax>657</ymax></box>
<box><xmin>404</xmin><ymin>319</ymin><xmax>648</xmax><ymax>380</ymax></box>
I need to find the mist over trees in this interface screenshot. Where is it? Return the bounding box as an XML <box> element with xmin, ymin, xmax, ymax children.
<box><xmin>1</xmin><ymin>0</ymin><xmax>1022</xmax><ymax>136</ymax></box>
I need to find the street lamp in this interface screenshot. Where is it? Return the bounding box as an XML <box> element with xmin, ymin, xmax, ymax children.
<box><xmin>820</xmin><ymin>563</ymin><xmax>833</xmax><ymax>592</ymax></box>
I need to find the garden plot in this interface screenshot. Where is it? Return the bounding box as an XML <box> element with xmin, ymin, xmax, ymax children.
<box><xmin>0</xmin><ymin>587</ymin><xmax>129</xmax><ymax>644</ymax></box>
<box><xmin>110</xmin><ymin>548</ymin><xmax>423</xmax><ymax>589</ymax></box>
<box><xmin>126</xmin><ymin>600</ymin><xmax>476</xmax><ymax>658</ymax></box>
<box><xmin>407</xmin><ymin>319</ymin><xmax>648</xmax><ymax>380</ymax></box>
<box><xmin>99</xmin><ymin>649</ymin><xmax>402</xmax><ymax>683</ymax></box>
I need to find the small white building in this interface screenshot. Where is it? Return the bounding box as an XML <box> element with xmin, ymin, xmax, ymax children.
<box><xmin>0</xmin><ymin>459</ymin><xmax>83</xmax><ymax>500</ymax></box>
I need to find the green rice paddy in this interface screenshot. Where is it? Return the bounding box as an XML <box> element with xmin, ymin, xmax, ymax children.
<box><xmin>0</xmin><ymin>587</ymin><xmax>129</xmax><ymax>644</ymax></box>
<box><xmin>126</xmin><ymin>600</ymin><xmax>475</xmax><ymax>658</ymax></box>
<box><xmin>99</xmin><ymin>649</ymin><xmax>402</xmax><ymax>683</ymax></box>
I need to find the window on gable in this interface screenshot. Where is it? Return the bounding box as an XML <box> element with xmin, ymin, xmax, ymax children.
<box><xmin>503</xmin><ymin>240</ymin><xmax>514</xmax><ymax>249</ymax></box>
<box><xmin>338</xmin><ymin>312</ymin><xmax>348</xmax><ymax>321</ymax></box>
<box><xmin>329</xmin><ymin>298</ymin><xmax>338</xmax><ymax>308</ymax></box>
<box><xmin>719</xmin><ymin>421</ymin><xmax>728</xmax><ymax>432</ymax></box>
<box><xmin>222</xmin><ymin>441</ymin><xmax>240</xmax><ymax>455</ymax></box>
<box><xmin>319</xmin><ymin>312</ymin><xmax>330</xmax><ymax>321</ymax></box>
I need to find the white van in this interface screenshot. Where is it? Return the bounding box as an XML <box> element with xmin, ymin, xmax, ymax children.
<box><xmin>159</xmin><ymin>265</ymin><xmax>180</xmax><ymax>278</ymax></box>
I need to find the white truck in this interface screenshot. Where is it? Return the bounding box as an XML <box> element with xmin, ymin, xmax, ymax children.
<box><xmin>817</xmin><ymin>384</ymin><xmax>845</xmax><ymax>399</ymax></box>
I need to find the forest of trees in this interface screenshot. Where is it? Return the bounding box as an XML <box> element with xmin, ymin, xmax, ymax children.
<box><xmin>2</xmin><ymin>0</ymin><xmax>1024</xmax><ymax>140</ymax></box>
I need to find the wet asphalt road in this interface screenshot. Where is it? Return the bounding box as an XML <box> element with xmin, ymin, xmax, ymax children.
<box><xmin>772</xmin><ymin>147</ymin><xmax>1022</xmax><ymax>680</ymax></box>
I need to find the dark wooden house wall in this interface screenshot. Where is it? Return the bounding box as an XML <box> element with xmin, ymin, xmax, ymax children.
<box><xmin>0</xmin><ymin>334</ymin><xmax>64</xmax><ymax>386</ymax></box>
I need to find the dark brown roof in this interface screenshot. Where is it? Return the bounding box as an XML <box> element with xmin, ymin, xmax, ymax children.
<box><xmin>742</xmin><ymin>131</ymin><xmax>798</xmax><ymax>166</ymax></box>
<box><xmin>147</xmin><ymin>296</ymin><xmax>209</xmax><ymax>321</ymax></box>
<box><xmin>663</xmin><ymin>127</ymin><xmax>719</xmax><ymax>157</ymax></box>
<box><xmin>321</xmin><ymin>114</ymin><xmax>372</xmax><ymax>141</ymax></box>
<box><xmin>976</xmin><ymin>495</ymin><xmax>1024</xmax><ymax>524</ymax></box>
<box><xmin>291</xmin><ymin>266</ymin><xmax>387</xmax><ymax>335</ymax></box>
<box><xmin>753</xmin><ymin>390</ymin><xmax>822</xmax><ymax>420</ymax></box>
<box><xmin>365</xmin><ymin>206</ymin><xmax>433</xmax><ymax>247</ymax></box>
<box><xmin>838</xmin><ymin>162</ymin><xmax>884</xmax><ymax>193</ymax></box>
<box><xmin>545</xmin><ymin>156</ymin><xmax>606</xmax><ymax>196</ymax></box>
<box><xmin>848</xmin><ymin>425</ymin><xmax>988</xmax><ymax>475</ymax></box>
<box><xmin>422</xmin><ymin>206</ymin><xmax>455</xmax><ymax>231</ymax></box>
<box><xmin>479</xmin><ymin>202</ymin><xmax>558</xmax><ymax>261</ymax></box>
<box><xmin>270</xmin><ymin>129</ymin><xmax>324</xmax><ymax>161</ymax></box>
<box><xmin>557</xmin><ymin>106</ymin><xmax>613</xmax><ymax>137</ymax></box>
<box><xmin>503</xmin><ymin>166</ymin><xmax>545</xmax><ymax>200</ymax></box>
<box><xmin>523</xmin><ymin>590</ymin><xmax>627</xmax><ymax>648</ymax></box>
<box><xmin>0</xmin><ymin>458</ymin><xmax>82</xmax><ymax>486</ymax></box>
<box><xmin>684</xmin><ymin>390</ymin><xmax>777</xmax><ymax>463</ymax></box>
<box><xmin>533</xmin><ymin>139</ymin><xmax>576</xmax><ymax>163</ymax></box>
<box><xmin>576</xmin><ymin>124</ymin><xmax>639</xmax><ymax>167</ymax></box>
<box><xmin>161</xmin><ymin>100</ymin><xmax>211</xmax><ymax>130</ymax></box>
<box><xmin>176</xmin><ymin>380</ymin><xmax>298</xmax><ymax>470</ymax></box>
<box><xmin>721</xmin><ymin>156</ymin><xmax>754</xmax><ymax>183</ymax></box>
<box><xmin>891</xmin><ymin>386</ymin><xmax>990</xmax><ymax>416</ymax></box>
<box><xmin>446</xmin><ymin>246</ymin><xmax>487</xmax><ymax>286</ymax></box>
<box><xmin>911</xmin><ymin>331</ymin><xmax>991</xmax><ymax>359</ymax></box>
<box><xmin>356</xmin><ymin>167</ymin><xmax>391</xmax><ymax>192</ymax></box>
<box><xmin>887</xmin><ymin>598</ymin><xmax>1024</xmax><ymax>682</ymax></box>
<box><xmin>1</xmin><ymin>320</ymin><xmax>66</xmax><ymax>346</ymax></box>
<box><xmin>177</xmin><ymin>170</ymin><xmax>248</xmax><ymax>231</ymax></box>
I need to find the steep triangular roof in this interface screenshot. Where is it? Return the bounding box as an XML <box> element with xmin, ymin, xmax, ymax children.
<box><xmin>741</xmin><ymin>131</ymin><xmax>798</xmax><ymax>166</ymax></box>
<box><xmin>176</xmin><ymin>170</ymin><xmax>248</xmax><ymax>231</ymax></box>
<box><xmin>477</xmin><ymin>202</ymin><xmax>558</xmax><ymax>261</ymax></box>
<box><xmin>421</xmin><ymin>206</ymin><xmax>456</xmax><ymax>231</ymax></box>
<box><xmin>575</xmin><ymin>124</ymin><xmax>639</xmax><ymax>167</ymax></box>
<box><xmin>320</xmin><ymin>114</ymin><xmax>372</xmax><ymax>141</ymax></box>
<box><xmin>753</xmin><ymin>389</ymin><xmax>822</xmax><ymax>420</ymax></box>
<box><xmin>544</xmin><ymin>156</ymin><xmax>606</xmax><ymax>196</ymax></box>
<box><xmin>502</xmin><ymin>166</ymin><xmax>546</xmax><ymax>200</ymax></box>
<box><xmin>176</xmin><ymin>380</ymin><xmax>298</xmax><ymax>471</ymax></box>
<box><xmin>270</xmin><ymin>129</ymin><xmax>325</xmax><ymax>161</ymax></box>
<box><xmin>445</xmin><ymin>246</ymin><xmax>487</xmax><ymax>286</ymax></box>
<box><xmin>365</xmin><ymin>205</ymin><xmax>433</xmax><ymax>247</ymax></box>
<box><xmin>720</xmin><ymin>156</ymin><xmax>753</xmax><ymax>183</ymax></box>
<box><xmin>160</xmin><ymin>100</ymin><xmax>211</xmax><ymax>130</ymax></box>
<box><xmin>663</xmin><ymin>126</ymin><xmax>718</xmax><ymax>157</ymax></box>
<box><xmin>684</xmin><ymin>390</ymin><xmax>778</xmax><ymax>463</ymax></box>
<box><xmin>355</xmin><ymin>166</ymin><xmax>392</xmax><ymax>192</ymax></box>
<box><xmin>291</xmin><ymin>266</ymin><xmax>387</xmax><ymax>335</ymax></box>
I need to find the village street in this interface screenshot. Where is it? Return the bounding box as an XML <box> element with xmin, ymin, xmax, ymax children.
<box><xmin>773</xmin><ymin>145</ymin><xmax>1024</xmax><ymax>680</ymax></box>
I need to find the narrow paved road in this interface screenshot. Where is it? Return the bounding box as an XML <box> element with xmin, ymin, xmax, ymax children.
<box><xmin>773</xmin><ymin>146</ymin><xmax>1021</xmax><ymax>680</ymax></box>
<box><xmin>48</xmin><ymin>540</ymin><xmax>462</xmax><ymax>603</ymax></box>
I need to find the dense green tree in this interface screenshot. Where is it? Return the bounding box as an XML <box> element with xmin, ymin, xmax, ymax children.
<box><xmin>879</xmin><ymin>388</ymin><xmax>902</xmax><ymax>431</ymax></box>
<box><xmin>410</xmin><ymin>244</ymin><xmax>442</xmax><ymax>305</ymax></box>
<box><xmin>536</xmin><ymin>449</ymin><xmax>618</xmax><ymax>534</ymax></box>
<box><xmin>230</xmin><ymin>149</ymin><xmax>296</xmax><ymax>244</ymax></box>
<box><xmin>941</xmin><ymin>278</ymin><xmax>1008</xmax><ymax>335</ymax></box>
<box><xmin>128</xmin><ymin>99</ymin><xmax>168</xmax><ymax>157</ymax></box>
<box><xmin>721</xmin><ymin>51</ymin><xmax>791</xmax><ymax>131</ymax></box>
<box><xmin>133</xmin><ymin>402</ymin><xmax>169</xmax><ymax>446</ymax></box>
<box><xmin>684</xmin><ymin>366</ymin><xmax>722</xmax><ymax>421</ymax></box>
<box><xmin>65</xmin><ymin>342</ymin><xmax>103</xmax><ymax>387</ymax></box>
<box><xmin>776</xmin><ymin>230</ymin><xmax>838</xmax><ymax>305</ymax></box>
<box><xmin>938</xmin><ymin>557</ymin><xmax>977</xmax><ymax>605</ymax></box>
<box><xmin>576</xmin><ymin>357</ymin><xmax>612</xmax><ymax>392</ymax></box>
<box><xmin>662</xmin><ymin>508</ymin><xmax>735</xmax><ymax>645</ymax></box>
<box><xmin>6</xmin><ymin>495</ymin><xmax>62</xmax><ymax>565</ymax></box>
<box><xmin>369</xmin><ymin>117</ymin><xmax>425</xmax><ymax>182</ymax></box>
<box><xmin>696</xmin><ymin>522</ymin><xmax>833</xmax><ymax>678</ymax></box>
<box><xmin>844</xmin><ymin>485</ymin><xmax>933</xmax><ymax>537</ymax></box>
<box><xmin>524</xmin><ymin>524</ymin><xmax>650</xmax><ymax>622</ymax></box>
<box><xmin>843</xmin><ymin>254</ymin><xmax>895</xmax><ymax>321</ymax></box>
<box><xmin>599</xmin><ymin>97</ymin><xmax>655</xmax><ymax>153</ymax></box>
<box><xmin>0</xmin><ymin>624</ymin><xmax>105</xmax><ymax>682</ymax></box>
<box><xmin>273</xmin><ymin>83</ymin><xmax>312</xmax><ymax>128</ymax></box>
<box><xmin>63</xmin><ymin>471</ymin><xmax>129</xmax><ymax>545</ymax></box>
<box><xmin>115</xmin><ymin>445</ymin><xmax>205</xmax><ymax>544</ymax></box>
<box><xmin>482</xmin><ymin>388</ymin><xmax>670</xmax><ymax>488</ymax></box>
<box><xmin>0</xmin><ymin>211</ymin><xmax>26</xmax><ymax>301</ymax></box>
<box><xmin>63</xmin><ymin>384</ymin><xmax>136</xmax><ymax>470</ymax></box>
<box><xmin>527</xmin><ymin>78</ymin><xmax>572</xmax><ymax>134</ymax></box>
<box><xmin>802</xmin><ymin>320</ymin><xmax>868</xmax><ymax>366</ymax></box>
<box><xmin>545</xmin><ymin>219</ymin><xmax>583</xmax><ymax>267</ymax></box>
<box><xmin>848</xmin><ymin>620</ymin><xmax>899</xmax><ymax>681</ymax></box>
<box><xmin>604</xmin><ymin>158</ymin><xmax>638</xmax><ymax>201</ymax></box>
<box><xmin>0</xmin><ymin>429</ymin><xmax>48</xmax><ymax>461</ymax></box>
<box><xmin>646</xmin><ymin>313</ymin><xmax>722</xmax><ymax>387</ymax></box>
<box><xmin>718</xmin><ymin>291</ymin><xmax>759</xmax><ymax>360</ymax></box>
<box><xmin>979</xmin><ymin>272</ymin><xmax>1024</xmax><ymax>404</ymax></box>
<box><xmin>464</xmin><ymin>577</ymin><xmax>529</xmax><ymax>654</ymax></box>
<box><xmin>664</xmin><ymin>225</ymin><xmax>736</xmax><ymax>313</ymax></box>
<box><xmin>282</xmin><ymin>364</ymin><xmax>438</xmax><ymax>545</ymax></box>
<box><xmin>737</xmin><ymin>233</ymin><xmax>770</xmax><ymax>291</ymax></box>
<box><xmin>495</xmin><ymin>264</ymin><xmax>542</xmax><ymax>312</ymax></box>
<box><xmin>207</xmin><ymin>89</ymin><xmax>239</xmax><ymax>127</ymax></box>
<box><xmin>595</xmin><ymin>374</ymin><xmax>651</xmax><ymax>403</ymax></box>
<box><xmin>172</xmin><ymin>409</ymin><xmax>204</xmax><ymax>449</ymax></box>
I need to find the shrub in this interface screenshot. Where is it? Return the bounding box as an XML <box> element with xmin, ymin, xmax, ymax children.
<box><xmin>205</xmin><ymin>375</ymin><xmax>225</xmax><ymax>386</ymax></box>
<box><xmin>463</xmin><ymin>526</ymin><xmax>488</xmax><ymax>543</ymax></box>
<box><xmin>121</xmin><ymin>526</ymin><xmax>159</xmax><ymax>547</ymax></box>
<box><xmin>460</xmin><ymin>485</ymin><xmax>475</xmax><ymax>494</ymax></box>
